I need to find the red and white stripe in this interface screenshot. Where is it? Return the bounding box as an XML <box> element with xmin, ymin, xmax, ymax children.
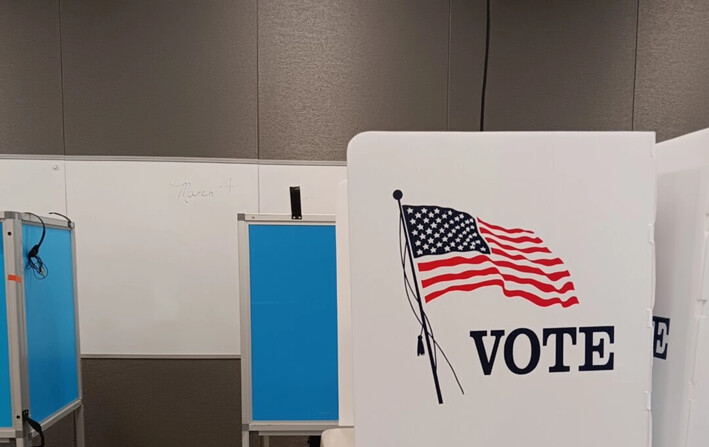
<box><xmin>416</xmin><ymin>217</ymin><xmax>579</xmax><ymax>308</ymax></box>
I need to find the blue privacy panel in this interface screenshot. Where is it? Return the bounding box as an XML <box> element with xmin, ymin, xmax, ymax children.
<box><xmin>249</xmin><ymin>225</ymin><xmax>338</xmax><ymax>421</ymax></box>
<box><xmin>0</xmin><ymin>237</ymin><xmax>12</xmax><ymax>428</ymax></box>
<box><xmin>22</xmin><ymin>225</ymin><xmax>79</xmax><ymax>423</ymax></box>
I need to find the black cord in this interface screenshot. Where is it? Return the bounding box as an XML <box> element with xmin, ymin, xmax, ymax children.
<box><xmin>22</xmin><ymin>410</ymin><xmax>44</xmax><ymax>447</ymax></box>
<box><xmin>403</xmin><ymin>243</ymin><xmax>463</xmax><ymax>395</ymax></box>
<box><xmin>49</xmin><ymin>211</ymin><xmax>72</xmax><ymax>224</ymax></box>
<box><xmin>25</xmin><ymin>213</ymin><xmax>48</xmax><ymax>280</ymax></box>
<box><xmin>480</xmin><ymin>0</ymin><xmax>491</xmax><ymax>131</ymax></box>
<box><xmin>399</xmin><ymin>216</ymin><xmax>464</xmax><ymax>395</ymax></box>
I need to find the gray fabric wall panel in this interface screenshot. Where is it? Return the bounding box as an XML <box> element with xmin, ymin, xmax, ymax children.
<box><xmin>0</xmin><ymin>0</ymin><xmax>63</xmax><ymax>155</ymax></box>
<box><xmin>45</xmin><ymin>417</ymin><xmax>75</xmax><ymax>446</ymax></box>
<box><xmin>46</xmin><ymin>358</ymin><xmax>308</xmax><ymax>447</ymax></box>
<box><xmin>448</xmin><ymin>0</ymin><xmax>487</xmax><ymax>131</ymax></box>
<box><xmin>634</xmin><ymin>0</ymin><xmax>709</xmax><ymax>141</ymax></box>
<box><xmin>61</xmin><ymin>0</ymin><xmax>257</xmax><ymax>157</ymax></box>
<box><xmin>258</xmin><ymin>0</ymin><xmax>450</xmax><ymax>161</ymax></box>
<box><xmin>483</xmin><ymin>0</ymin><xmax>638</xmax><ymax>131</ymax></box>
<box><xmin>82</xmin><ymin>358</ymin><xmax>241</xmax><ymax>446</ymax></box>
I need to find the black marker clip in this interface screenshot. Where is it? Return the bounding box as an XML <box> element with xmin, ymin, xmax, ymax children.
<box><xmin>290</xmin><ymin>186</ymin><xmax>302</xmax><ymax>220</ymax></box>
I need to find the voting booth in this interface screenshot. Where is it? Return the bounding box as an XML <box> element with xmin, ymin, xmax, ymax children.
<box><xmin>238</xmin><ymin>214</ymin><xmax>339</xmax><ymax>446</ymax></box>
<box><xmin>653</xmin><ymin>128</ymin><xmax>709</xmax><ymax>447</ymax></box>
<box><xmin>0</xmin><ymin>212</ymin><xmax>84</xmax><ymax>447</ymax></box>
<box><xmin>346</xmin><ymin>132</ymin><xmax>655</xmax><ymax>446</ymax></box>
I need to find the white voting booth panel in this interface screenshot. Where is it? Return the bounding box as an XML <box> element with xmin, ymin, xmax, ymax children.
<box><xmin>336</xmin><ymin>180</ymin><xmax>354</xmax><ymax>427</ymax></box>
<box><xmin>653</xmin><ymin>128</ymin><xmax>709</xmax><ymax>447</ymax></box>
<box><xmin>688</xmin><ymin>317</ymin><xmax>709</xmax><ymax>446</ymax></box>
<box><xmin>347</xmin><ymin>132</ymin><xmax>655</xmax><ymax>447</ymax></box>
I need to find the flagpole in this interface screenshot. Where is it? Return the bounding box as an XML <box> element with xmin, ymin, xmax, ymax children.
<box><xmin>394</xmin><ymin>190</ymin><xmax>444</xmax><ymax>405</ymax></box>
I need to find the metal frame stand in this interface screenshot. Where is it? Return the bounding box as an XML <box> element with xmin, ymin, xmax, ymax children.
<box><xmin>0</xmin><ymin>212</ymin><xmax>85</xmax><ymax>447</ymax></box>
<box><xmin>242</xmin><ymin>424</ymin><xmax>331</xmax><ymax>447</ymax></box>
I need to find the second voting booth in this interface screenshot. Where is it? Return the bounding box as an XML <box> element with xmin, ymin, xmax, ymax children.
<box><xmin>654</xmin><ymin>128</ymin><xmax>709</xmax><ymax>447</ymax></box>
<box><xmin>346</xmin><ymin>132</ymin><xmax>656</xmax><ymax>446</ymax></box>
<box><xmin>0</xmin><ymin>212</ymin><xmax>84</xmax><ymax>447</ymax></box>
<box><xmin>238</xmin><ymin>213</ymin><xmax>339</xmax><ymax>446</ymax></box>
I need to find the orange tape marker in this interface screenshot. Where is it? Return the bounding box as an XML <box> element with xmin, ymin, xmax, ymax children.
<box><xmin>7</xmin><ymin>275</ymin><xmax>22</xmax><ymax>283</ymax></box>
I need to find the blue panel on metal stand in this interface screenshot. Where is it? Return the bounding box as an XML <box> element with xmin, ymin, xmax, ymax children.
<box><xmin>0</xmin><ymin>237</ymin><xmax>12</xmax><ymax>428</ymax></box>
<box><xmin>22</xmin><ymin>225</ymin><xmax>79</xmax><ymax>423</ymax></box>
<box><xmin>249</xmin><ymin>224</ymin><xmax>338</xmax><ymax>421</ymax></box>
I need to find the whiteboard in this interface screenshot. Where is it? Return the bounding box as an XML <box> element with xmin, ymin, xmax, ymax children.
<box><xmin>0</xmin><ymin>159</ymin><xmax>67</xmax><ymax>215</ymax></box>
<box><xmin>66</xmin><ymin>160</ymin><xmax>258</xmax><ymax>355</ymax></box>
<box><xmin>259</xmin><ymin>164</ymin><xmax>347</xmax><ymax>214</ymax></box>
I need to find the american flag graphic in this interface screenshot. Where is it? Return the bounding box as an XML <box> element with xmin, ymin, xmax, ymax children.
<box><xmin>401</xmin><ymin>204</ymin><xmax>579</xmax><ymax>308</ymax></box>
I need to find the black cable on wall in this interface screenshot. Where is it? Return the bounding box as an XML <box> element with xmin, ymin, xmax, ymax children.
<box><xmin>480</xmin><ymin>0</ymin><xmax>491</xmax><ymax>131</ymax></box>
